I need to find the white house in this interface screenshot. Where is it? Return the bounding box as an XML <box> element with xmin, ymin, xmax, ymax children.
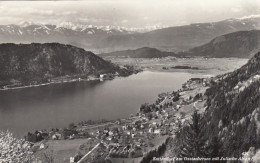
<box><xmin>108</xmin><ymin>131</ymin><xmax>114</xmax><ymax>136</ymax></box>
<box><xmin>154</xmin><ymin>129</ymin><xmax>161</xmax><ymax>134</ymax></box>
<box><xmin>70</xmin><ymin>157</ymin><xmax>75</xmax><ymax>163</ymax></box>
<box><xmin>122</xmin><ymin>125</ymin><xmax>127</xmax><ymax>130</ymax></box>
<box><xmin>148</xmin><ymin>128</ymin><xmax>154</xmax><ymax>133</ymax></box>
<box><xmin>39</xmin><ymin>143</ymin><xmax>45</xmax><ymax>149</ymax></box>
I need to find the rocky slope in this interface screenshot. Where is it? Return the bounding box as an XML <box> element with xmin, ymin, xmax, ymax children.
<box><xmin>0</xmin><ymin>43</ymin><xmax>123</xmax><ymax>87</ymax></box>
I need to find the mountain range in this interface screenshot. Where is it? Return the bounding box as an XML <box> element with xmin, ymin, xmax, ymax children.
<box><xmin>99</xmin><ymin>15</ymin><xmax>260</xmax><ymax>52</ymax></box>
<box><xmin>0</xmin><ymin>15</ymin><xmax>260</xmax><ymax>53</ymax></box>
<box><xmin>101</xmin><ymin>30</ymin><xmax>260</xmax><ymax>58</ymax></box>
<box><xmin>0</xmin><ymin>24</ymin><xmax>131</xmax><ymax>53</ymax></box>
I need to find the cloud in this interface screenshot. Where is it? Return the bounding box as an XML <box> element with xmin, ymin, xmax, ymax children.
<box><xmin>28</xmin><ymin>9</ymin><xmax>55</xmax><ymax>16</ymax></box>
<box><xmin>143</xmin><ymin>17</ymin><xmax>149</xmax><ymax>20</ymax></box>
<box><xmin>231</xmin><ymin>7</ymin><xmax>242</xmax><ymax>13</ymax></box>
<box><xmin>0</xmin><ymin>0</ymin><xmax>259</xmax><ymax>28</ymax></box>
<box><xmin>121</xmin><ymin>19</ymin><xmax>128</xmax><ymax>23</ymax></box>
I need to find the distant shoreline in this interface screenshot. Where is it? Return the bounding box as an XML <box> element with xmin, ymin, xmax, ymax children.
<box><xmin>0</xmin><ymin>76</ymin><xmax>115</xmax><ymax>91</ymax></box>
<box><xmin>0</xmin><ymin>70</ymin><xmax>142</xmax><ymax>91</ymax></box>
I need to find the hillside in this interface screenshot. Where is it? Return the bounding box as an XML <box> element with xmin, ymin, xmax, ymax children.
<box><xmin>0</xmin><ymin>43</ymin><xmax>128</xmax><ymax>88</ymax></box>
<box><xmin>165</xmin><ymin>51</ymin><xmax>260</xmax><ymax>159</ymax></box>
<box><xmin>183</xmin><ymin>30</ymin><xmax>260</xmax><ymax>58</ymax></box>
<box><xmin>99</xmin><ymin>16</ymin><xmax>260</xmax><ymax>52</ymax></box>
<box><xmin>100</xmin><ymin>47</ymin><xmax>176</xmax><ymax>58</ymax></box>
<box><xmin>200</xmin><ymin>51</ymin><xmax>260</xmax><ymax>157</ymax></box>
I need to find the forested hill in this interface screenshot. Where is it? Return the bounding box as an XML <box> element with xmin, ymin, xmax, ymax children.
<box><xmin>202</xmin><ymin>50</ymin><xmax>260</xmax><ymax>156</ymax></box>
<box><xmin>0</xmin><ymin>43</ymin><xmax>125</xmax><ymax>87</ymax></box>
<box><xmin>180</xmin><ymin>30</ymin><xmax>260</xmax><ymax>58</ymax></box>
<box><xmin>166</xmin><ymin>51</ymin><xmax>260</xmax><ymax>159</ymax></box>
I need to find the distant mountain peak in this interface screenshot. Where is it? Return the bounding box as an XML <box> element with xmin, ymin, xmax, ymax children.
<box><xmin>18</xmin><ymin>21</ymin><xmax>38</xmax><ymax>27</ymax></box>
<box><xmin>237</xmin><ymin>14</ymin><xmax>260</xmax><ymax>20</ymax></box>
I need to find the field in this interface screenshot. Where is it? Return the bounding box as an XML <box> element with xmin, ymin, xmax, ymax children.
<box><xmin>34</xmin><ymin>138</ymin><xmax>93</xmax><ymax>163</ymax></box>
<box><xmin>103</xmin><ymin>57</ymin><xmax>248</xmax><ymax>76</ymax></box>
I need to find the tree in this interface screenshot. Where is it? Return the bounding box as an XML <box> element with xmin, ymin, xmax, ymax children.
<box><xmin>147</xmin><ymin>113</ymin><xmax>153</xmax><ymax>120</ymax></box>
<box><xmin>68</xmin><ymin>122</ymin><xmax>76</xmax><ymax>130</ymax></box>
<box><xmin>206</xmin><ymin>136</ymin><xmax>221</xmax><ymax>159</ymax></box>
<box><xmin>179</xmin><ymin>110</ymin><xmax>205</xmax><ymax>158</ymax></box>
<box><xmin>42</xmin><ymin>149</ymin><xmax>56</xmax><ymax>163</ymax></box>
<box><xmin>0</xmin><ymin>130</ymin><xmax>40</xmax><ymax>163</ymax></box>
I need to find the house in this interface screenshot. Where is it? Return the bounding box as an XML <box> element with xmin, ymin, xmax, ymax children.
<box><xmin>135</xmin><ymin>142</ymin><xmax>142</xmax><ymax>147</ymax></box>
<box><xmin>154</xmin><ymin>129</ymin><xmax>161</xmax><ymax>134</ymax></box>
<box><xmin>148</xmin><ymin>128</ymin><xmax>154</xmax><ymax>133</ymax></box>
<box><xmin>108</xmin><ymin>131</ymin><xmax>114</xmax><ymax>136</ymax></box>
<box><xmin>39</xmin><ymin>143</ymin><xmax>45</xmax><ymax>149</ymax></box>
<box><xmin>52</xmin><ymin>133</ymin><xmax>62</xmax><ymax>140</ymax></box>
<box><xmin>239</xmin><ymin>85</ymin><xmax>246</xmax><ymax>92</ymax></box>
<box><xmin>109</xmin><ymin>143</ymin><xmax>120</xmax><ymax>147</ymax></box>
<box><xmin>122</xmin><ymin>125</ymin><xmax>127</xmax><ymax>130</ymax></box>
<box><xmin>70</xmin><ymin>157</ymin><xmax>75</xmax><ymax>163</ymax></box>
<box><xmin>69</xmin><ymin>134</ymin><xmax>75</xmax><ymax>140</ymax></box>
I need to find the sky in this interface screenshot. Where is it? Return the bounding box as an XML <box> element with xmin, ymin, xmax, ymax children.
<box><xmin>0</xmin><ymin>0</ymin><xmax>260</xmax><ymax>28</ymax></box>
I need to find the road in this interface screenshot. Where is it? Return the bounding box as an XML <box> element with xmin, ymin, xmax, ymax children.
<box><xmin>77</xmin><ymin>143</ymin><xmax>101</xmax><ymax>163</ymax></box>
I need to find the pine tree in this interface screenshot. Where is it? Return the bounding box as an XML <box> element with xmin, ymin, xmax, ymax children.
<box><xmin>179</xmin><ymin>110</ymin><xmax>205</xmax><ymax>158</ymax></box>
<box><xmin>206</xmin><ymin>136</ymin><xmax>221</xmax><ymax>159</ymax></box>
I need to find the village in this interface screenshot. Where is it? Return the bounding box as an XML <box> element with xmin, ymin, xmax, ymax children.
<box><xmin>27</xmin><ymin>77</ymin><xmax>212</xmax><ymax>163</ymax></box>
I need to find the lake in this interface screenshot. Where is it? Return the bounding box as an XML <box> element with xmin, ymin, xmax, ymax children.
<box><xmin>0</xmin><ymin>71</ymin><xmax>204</xmax><ymax>137</ymax></box>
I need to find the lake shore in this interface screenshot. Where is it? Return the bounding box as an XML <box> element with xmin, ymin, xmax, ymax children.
<box><xmin>0</xmin><ymin>77</ymin><xmax>104</xmax><ymax>91</ymax></box>
<box><xmin>31</xmin><ymin>76</ymin><xmax>212</xmax><ymax>162</ymax></box>
<box><xmin>0</xmin><ymin>69</ymin><xmax>141</xmax><ymax>91</ymax></box>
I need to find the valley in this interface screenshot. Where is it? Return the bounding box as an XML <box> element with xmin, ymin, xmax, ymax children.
<box><xmin>0</xmin><ymin>2</ymin><xmax>260</xmax><ymax>162</ymax></box>
<box><xmin>103</xmin><ymin>56</ymin><xmax>248</xmax><ymax>75</ymax></box>
<box><xmin>2</xmin><ymin>56</ymin><xmax>249</xmax><ymax>162</ymax></box>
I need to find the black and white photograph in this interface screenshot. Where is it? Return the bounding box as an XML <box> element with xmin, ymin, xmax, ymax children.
<box><xmin>0</xmin><ymin>0</ymin><xmax>260</xmax><ymax>162</ymax></box>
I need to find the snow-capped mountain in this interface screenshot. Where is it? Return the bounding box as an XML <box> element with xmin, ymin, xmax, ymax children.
<box><xmin>99</xmin><ymin>15</ymin><xmax>260</xmax><ymax>52</ymax></box>
<box><xmin>0</xmin><ymin>22</ymin><xmax>137</xmax><ymax>53</ymax></box>
<box><xmin>0</xmin><ymin>15</ymin><xmax>260</xmax><ymax>53</ymax></box>
<box><xmin>0</xmin><ymin>23</ymin><xmax>132</xmax><ymax>37</ymax></box>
